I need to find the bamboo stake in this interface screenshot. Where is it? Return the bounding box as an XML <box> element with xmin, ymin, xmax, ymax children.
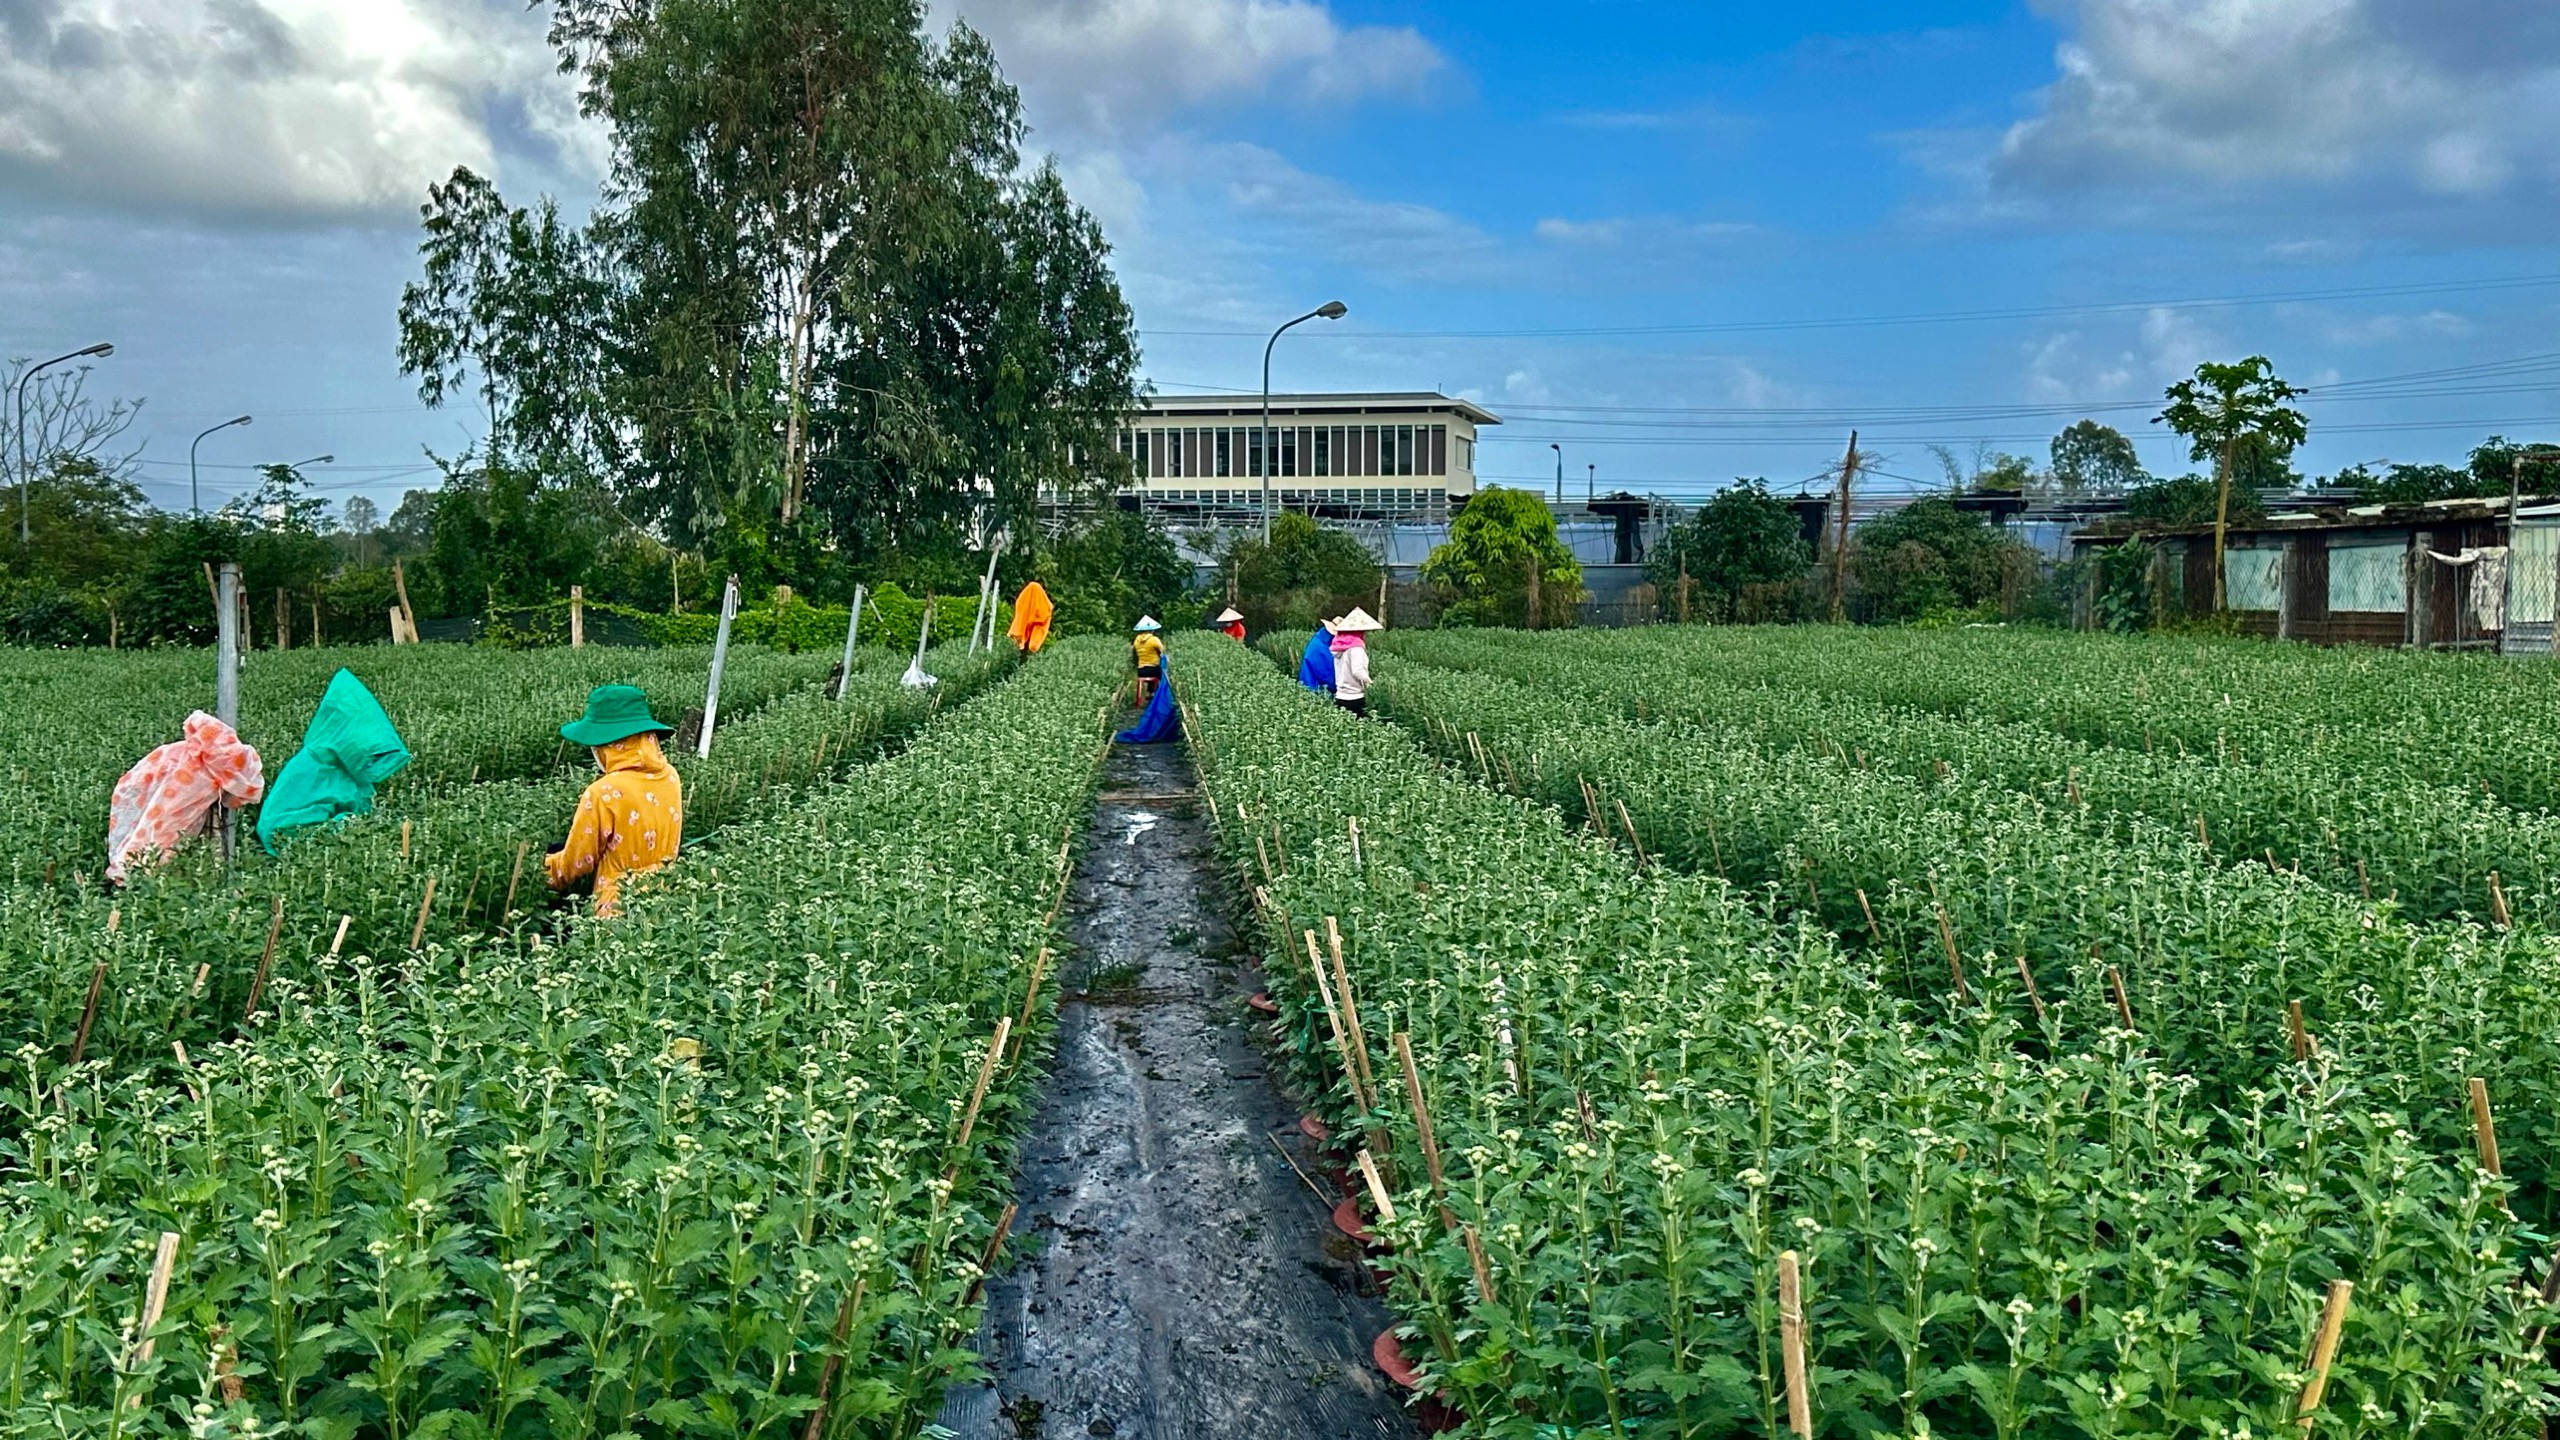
<box><xmin>1394</xmin><ymin>1032</ymin><xmax>1455</xmax><ymax>1232</ymax></box>
<box><xmin>2013</xmin><ymin>954</ymin><xmax>2047</xmax><ymax>1027</ymax></box>
<box><xmin>1305</xmin><ymin>931</ymin><xmax>1372</xmax><ymax>1113</ymax></box>
<box><xmin>131</xmin><ymin>1230</ymin><xmax>180</xmax><ymax>1372</ymax></box>
<box><xmin>1934</xmin><ymin>904</ymin><xmax>1971</xmax><ymax>1005</ymax></box>
<box><xmin>1348</xmin><ymin>816</ymin><xmax>1362</xmax><ymax>868</ymax></box>
<box><xmin>400</xmin><ymin>819</ymin><xmax>412</xmax><ymax>860</ymax></box>
<box><xmin>1326</xmin><ymin>918</ymin><xmax>1378</xmax><ymax>1101</ymax></box>
<box><xmin>243</xmin><ymin>895</ymin><xmax>284</xmax><ymax>1019</ymax></box>
<box><xmin>2066</xmin><ymin>768</ymin><xmax>2081</xmax><ymax>807</ymax></box>
<box><xmin>1008</xmin><ymin>949</ymin><xmax>1052</xmax><ymax>1063</ymax></box>
<box><xmin>1778</xmin><ymin>1249</ymin><xmax>1813</xmax><ymax>1439</ymax></box>
<box><xmin>2195</xmin><ymin>813</ymin><xmax>2209</xmax><ymax>851</ymax></box>
<box><xmin>68</xmin><ymin>958</ymin><xmax>107</xmax><ymax>1065</ymax></box>
<box><xmin>329</xmin><ymin>914</ymin><xmax>352</xmax><ymax>958</ymax></box>
<box><xmin>2293</xmin><ymin>1279</ymin><xmax>2353</xmax><ymax>1433</ymax></box>
<box><xmin>2107</xmin><ymin>965</ymin><xmax>2135</xmax><ymax>1032</ymax></box>
<box><xmin>964</xmin><ymin>1202</ymin><xmax>1018</xmax><ymax>1306</ymax></box>
<box><xmin>1615</xmin><ymin>799</ymin><xmax>1648</xmax><ymax>869</ymax></box>
<box><xmin>2469</xmin><ymin>1077</ymin><xmax>2502</xmax><ymax>1177</ymax></box>
<box><xmin>945</xmin><ymin>1017</ymin><xmax>1013</xmax><ymax>1172</ymax></box>
<box><xmin>1462</xmin><ymin>1224</ymin><xmax>1498</xmax><ymax>1306</ymax></box>
<box><xmin>1855</xmin><ymin>889</ymin><xmax>1882</xmax><ymax>946</ymax></box>
<box><xmin>2287</xmin><ymin>1000</ymin><xmax>2315</xmax><ymax>1061</ymax></box>
<box><xmin>408</xmin><ymin>874</ymin><xmax>438</xmax><ymax>951</ymax></box>
<box><xmin>1355</xmin><ymin>1148</ymin><xmax>1399</xmax><ymax>1225</ymax></box>
<box><xmin>800</xmin><ymin>1278</ymin><xmax>867</xmax><ymax>1440</ymax></box>
<box><xmin>2490</xmin><ymin>871</ymin><xmax>2511</xmax><ymax>929</ymax></box>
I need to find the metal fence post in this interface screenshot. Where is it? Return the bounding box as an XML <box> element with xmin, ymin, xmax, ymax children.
<box><xmin>836</xmin><ymin>583</ymin><xmax>866</xmax><ymax>700</ymax></box>
<box><xmin>698</xmin><ymin>574</ymin><xmax>740</xmax><ymax>758</ymax></box>
<box><xmin>215</xmin><ymin>562</ymin><xmax>241</xmax><ymax>860</ymax></box>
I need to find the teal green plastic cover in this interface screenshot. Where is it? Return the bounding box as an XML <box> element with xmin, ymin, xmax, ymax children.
<box><xmin>256</xmin><ymin>668</ymin><xmax>412</xmax><ymax>853</ymax></box>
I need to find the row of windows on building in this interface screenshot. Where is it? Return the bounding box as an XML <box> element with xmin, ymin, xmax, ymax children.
<box><xmin>1142</xmin><ymin>486</ymin><xmax>1448</xmax><ymax>511</ymax></box>
<box><xmin>1115</xmin><ymin>423</ymin><xmax>1457</xmax><ymax>480</ymax></box>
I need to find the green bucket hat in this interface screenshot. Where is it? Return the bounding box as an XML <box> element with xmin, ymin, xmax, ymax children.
<box><xmin>561</xmin><ymin>684</ymin><xmax>673</xmax><ymax>746</ymax></box>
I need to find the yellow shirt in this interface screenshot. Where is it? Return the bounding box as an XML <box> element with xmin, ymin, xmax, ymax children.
<box><xmin>1132</xmin><ymin>633</ymin><xmax>1165</xmax><ymax>669</ymax></box>
<box><xmin>545</xmin><ymin>734</ymin><xmax>683</xmax><ymax>916</ymax></box>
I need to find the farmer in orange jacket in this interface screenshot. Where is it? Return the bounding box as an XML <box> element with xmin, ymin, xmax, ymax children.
<box><xmin>1007</xmin><ymin>581</ymin><xmax>1054</xmax><ymax>656</ymax></box>
<box><xmin>545</xmin><ymin>685</ymin><xmax>683</xmax><ymax>916</ymax></box>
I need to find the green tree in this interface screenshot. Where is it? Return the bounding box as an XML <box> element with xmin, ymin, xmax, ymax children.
<box><xmin>1422</xmin><ymin>488</ymin><xmax>1584</xmax><ymax>629</ymax></box>
<box><xmin>2154</xmin><ymin>357</ymin><xmax>2307</xmax><ymax>610</ymax></box>
<box><xmin>2050</xmin><ymin>420</ymin><xmax>2146</xmax><ymax>496</ymax></box>
<box><xmin>1222</xmin><ymin>511</ymin><xmax>1380</xmax><ymax>635</ymax></box>
<box><xmin>2125</xmin><ymin>474</ymin><xmax>2268</xmax><ymax>528</ymax></box>
<box><xmin>1850</xmin><ymin>496</ymin><xmax>2017</xmax><ymax>623</ymax></box>
<box><xmin>2468</xmin><ymin>436</ymin><xmax>2560</xmax><ymax>499</ymax></box>
<box><xmin>1648</xmin><ymin>479</ymin><xmax>1811</xmax><ymax>622</ymax></box>
<box><xmin>1038</xmin><ymin>509</ymin><xmax>1192</xmax><ymax>636</ymax></box>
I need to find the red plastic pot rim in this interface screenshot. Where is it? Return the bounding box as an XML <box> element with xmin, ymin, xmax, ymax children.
<box><xmin>1248</xmin><ymin>992</ymin><xmax>1280</xmax><ymax>1015</ymax></box>
<box><xmin>1332</xmin><ymin>1194</ymin><xmax>1376</xmax><ymax>1246</ymax></box>
<box><xmin>1298</xmin><ymin>1114</ymin><xmax>1330</xmax><ymax>1142</ymax></box>
<box><xmin>1373</xmin><ymin>1328</ymin><xmax>1423</xmax><ymax>1390</ymax></box>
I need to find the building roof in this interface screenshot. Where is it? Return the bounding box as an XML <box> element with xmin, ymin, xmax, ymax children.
<box><xmin>2076</xmin><ymin>494</ymin><xmax>2539</xmax><ymax>544</ymax></box>
<box><xmin>1134</xmin><ymin>391</ymin><xmax>1502</xmax><ymax>426</ymax></box>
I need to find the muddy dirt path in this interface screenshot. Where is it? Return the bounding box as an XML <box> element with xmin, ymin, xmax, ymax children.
<box><xmin>937</xmin><ymin>735</ymin><xmax>1414</xmax><ymax>1440</ymax></box>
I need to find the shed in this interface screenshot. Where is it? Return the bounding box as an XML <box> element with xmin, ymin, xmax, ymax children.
<box><xmin>2071</xmin><ymin>497</ymin><xmax>2531</xmax><ymax>650</ymax></box>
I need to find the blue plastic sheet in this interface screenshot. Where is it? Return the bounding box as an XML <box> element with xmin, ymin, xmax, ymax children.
<box><xmin>1116</xmin><ymin>667</ymin><xmax>1180</xmax><ymax>744</ymax></box>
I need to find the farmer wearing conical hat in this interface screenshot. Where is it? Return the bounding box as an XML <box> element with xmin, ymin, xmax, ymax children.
<box><xmin>1214</xmin><ymin>606</ymin><xmax>1246</xmax><ymax>642</ymax></box>
<box><xmin>1328</xmin><ymin>607</ymin><xmax>1381</xmax><ymax>718</ymax></box>
<box><xmin>1131</xmin><ymin>615</ymin><xmax>1166</xmax><ymax>708</ymax></box>
<box><xmin>546</xmin><ymin>685</ymin><xmax>683</xmax><ymax>917</ymax></box>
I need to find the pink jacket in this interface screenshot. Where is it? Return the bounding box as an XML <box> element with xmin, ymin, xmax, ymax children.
<box><xmin>106</xmin><ymin>713</ymin><xmax>265</xmax><ymax>882</ymax></box>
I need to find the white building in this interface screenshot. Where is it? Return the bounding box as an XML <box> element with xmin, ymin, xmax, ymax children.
<box><xmin>1110</xmin><ymin>392</ymin><xmax>1501</xmax><ymax>522</ymax></box>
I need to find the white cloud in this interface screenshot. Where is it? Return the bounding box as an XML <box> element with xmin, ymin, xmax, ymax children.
<box><xmin>938</xmin><ymin>0</ymin><xmax>1443</xmax><ymax>140</ymax></box>
<box><xmin>1993</xmin><ymin>0</ymin><xmax>2560</xmax><ymax>210</ymax></box>
<box><xmin>1535</xmin><ymin>217</ymin><xmax>1624</xmax><ymax>245</ymax></box>
<box><xmin>2023</xmin><ymin>305</ymin><xmax>2223</xmax><ymax>404</ymax></box>
<box><xmin>0</xmin><ymin>0</ymin><xmax>585</xmax><ymax>224</ymax></box>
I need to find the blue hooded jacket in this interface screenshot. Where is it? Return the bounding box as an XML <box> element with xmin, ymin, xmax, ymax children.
<box><xmin>1296</xmin><ymin>628</ymin><xmax>1335</xmax><ymax>693</ymax></box>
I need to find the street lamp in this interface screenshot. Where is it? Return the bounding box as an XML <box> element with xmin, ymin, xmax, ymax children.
<box><xmin>13</xmin><ymin>342</ymin><xmax>113</xmax><ymax>545</ymax></box>
<box><xmin>1261</xmin><ymin>300</ymin><xmax>1347</xmax><ymax>543</ymax></box>
<box><xmin>190</xmin><ymin>415</ymin><xmax>252</xmax><ymax>515</ymax></box>
<box><xmin>1551</xmin><ymin>444</ymin><xmax>1562</xmax><ymax>506</ymax></box>
<box><xmin>289</xmin><ymin>454</ymin><xmax>334</xmax><ymax>471</ymax></box>
<box><xmin>1588</xmin><ymin>463</ymin><xmax>1596</xmax><ymax>506</ymax></box>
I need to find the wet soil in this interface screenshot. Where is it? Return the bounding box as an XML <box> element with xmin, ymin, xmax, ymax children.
<box><xmin>937</xmin><ymin>735</ymin><xmax>1414</xmax><ymax>1440</ymax></box>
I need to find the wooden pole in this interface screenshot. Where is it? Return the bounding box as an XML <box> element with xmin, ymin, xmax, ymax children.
<box><xmin>1829</xmin><ymin>431</ymin><xmax>1859</xmax><ymax>623</ymax></box>
<box><xmin>1355</xmin><ymin>1148</ymin><xmax>1399</xmax><ymax>1225</ymax></box>
<box><xmin>1778</xmin><ymin>1249</ymin><xmax>1813</xmax><ymax>1438</ymax></box>
<box><xmin>1393</xmin><ymin>1032</ymin><xmax>1455</xmax><ymax>1232</ymax></box>
<box><xmin>68</xmin><ymin>957</ymin><xmax>107</xmax><ymax>1065</ymax></box>
<box><xmin>2107</xmin><ymin>965</ymin><xmax>2136</xmax><ymax>1032</ymax></box>
<box><xmin>800</xmin><ymin>1278</ymin><xmax>867</xmax><ymax>1440</ymax></box>
<box><xmin>1304</xmin><ymin>930</ymin><xmax>1371</xmax><ymax>1114</ymax></box>
<box><xmin>1463</xmin><ymin>1224</ymin><xmax>1498</xmax><ymax>1306</ymax></box>
<box><xmin>2293</xmin><ymin>1279</ymin><xmax>2353</xmax><ymax>1433</ymax></box>
<box><xmin>836</xmin><ymin>583</ymin><xmax>866</xmax><ymax>700</ymax></box>
<box><xmin>399</xmin><ymin>819</ymin><xmax>412</xmax><ymax>861</ymax></box>
<box><xmin>243</xmin><ymin>895</ymin><xmax>285</xmax><ymax>1019</ymax></box>
<box><xmin>1325</xmin><ymin>918</ymin><xmax>1378</xmax><ymax>1101</ymax></box>
<box><xmin>2468</xmin><ymin>1077</ymin><xmax>2502</xmax><ymax>1177</ymax></box>
<box><xmin>1934</xmin><ymin>904</ymin><xmax>1971</xmax><ymax>1005</ymax></box>
<box><xmin>1008</xmin><ymin>949</ymin><xmax>1052</xmax><ymax>1062</ymax></box>
<box><xmin>132</xmin><ymin>1230</ymin><xmax>180</xmax><ymax>1370</ymax></box>
<box><xmin>2287</xmin><ymin>1000</ymin><xmax>2315</xmax><ymax>1061</ymax></box>
<box><xmin>2490</xmin><ymin>871</ymin><xmax>2511</xmax><ymax>929</ymax></box>
<box><xmin>2013</xmin><ymin>954</ymin><xmax>2047</xmax><ymax>1027</ymax></box>
<box><xmin>1855</xmin><ymin>889</ymin><xmax>1882</xmax><ymax>946</ymax></box>
<box><xmin>409</xmin><ymin>874</ymin><xmax>438</xmax><ymax>950</ymax></box>
<box><xmin>392</xmin><ymin>560</ymin><xmax>418</xmax><ymax>643</ymax></box>
<box><xmin>947</xmin><ymin>1017</ymin><xmax>1013</xmax><ymax>1161</ymax></box>
<box><xmin>569</xmin><ymin>585</ymin><xmax>585</xmax><ymax>648</ymax></box>
<box><xmin>1615</xmin><ymin>799</ymin><xmax>1648</xmax><ymax>869</ymax></box>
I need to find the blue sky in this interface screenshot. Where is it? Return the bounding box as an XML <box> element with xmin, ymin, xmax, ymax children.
<box><xmin>6</xmin><ymin>0</ymin><xmax>2559</xmax><ymax>516</ymax></box>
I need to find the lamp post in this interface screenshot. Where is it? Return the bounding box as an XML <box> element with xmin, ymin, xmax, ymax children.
<box><xmin>190</xmin><ymin>415</ymin><xmax>252</xmax><ymax>515</ymax></box>
<box><xmin>1588</xmin><ymin>463</ymin><xmax>1596</xmax><ymax>506</ymax></box>
<box><xmin>13</xmin><ymin>342</ymin><xmax>113</xmax><ymax>545</ymax></box>
<box><xmin>1551</xmin><ymin>444</ymin><xmax>1562</xmax><ymax>506</ymax></box>
<box><xmin>1261</xmin><ymin>300</ymin><xmax>1347</xmax><ymax>543</ymax></box>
